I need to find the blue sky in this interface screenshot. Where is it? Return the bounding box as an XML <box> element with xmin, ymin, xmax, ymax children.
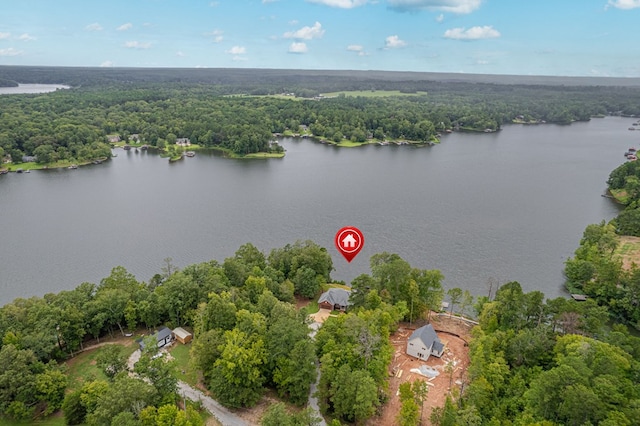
<box><xmin>1</xmin><ymin>0</ymin><xmax>640</xmax><ymax>77</ymax></box>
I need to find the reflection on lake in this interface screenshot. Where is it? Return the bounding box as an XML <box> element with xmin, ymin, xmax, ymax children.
<box><xmin>0</xmin><ymin>83</ymin><xmax>70</xmax><ymax>95</ymax></box>
<box><xmin>0</xmin><ymin>117</ymin><xmax>633</xmax><ymax>305</ymax></box>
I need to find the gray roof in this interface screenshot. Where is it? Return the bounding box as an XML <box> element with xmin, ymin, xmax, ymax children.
<box><xmin>318</xmin><ymin>288</ymin><xmax>351</xmax><ymax>307</ymax></box>
<box><xmin>409</xmin><ymin>324</ymin><xmax>442</xmax><ymax>349</ymax></box>
<box><xmin>156</xmin><ymin>327</ymin><xmax>172</xmax><ymax>341</ymax></box>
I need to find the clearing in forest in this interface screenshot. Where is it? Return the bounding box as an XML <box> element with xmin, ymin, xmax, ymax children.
<box><xmin>615</xmin><ymin>235</ymin><xmax>640</xmax><ymax>270</ymax></box>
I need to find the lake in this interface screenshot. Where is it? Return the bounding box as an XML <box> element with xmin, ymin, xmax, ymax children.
<box><xmin>0</xmin><ymin>117</ymin><xmax>633</xmax><ymax>305</ymax></box>
<box><xmin>0</xmin><ymin>83</ymin><xmax>70</xmax><ymax>95</ymax></box>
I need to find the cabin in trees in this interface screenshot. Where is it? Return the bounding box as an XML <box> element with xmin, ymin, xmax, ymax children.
<box><xmin>318</xmin><ymin>288</ymin><xmax>351</xmax><ymax>311</ymax></box>
<box><xmin>172</xmin><ymin>327</ymin><xmax>192</xmax><ymax>344</ymax></box>
<box><xmin>406</xmin><ymin>324</ymin><xmax>445</xmax><ymax>361</ymax></box>
<box><xmin>138</xmin><ymin>326</ymin><xmax>173</xmax><ymax>350</ymax></box>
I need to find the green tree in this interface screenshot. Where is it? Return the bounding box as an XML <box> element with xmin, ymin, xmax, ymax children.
<box><xmin>134</xmin><ymin>354</ymin><xmax>178</xmax><ymax>406</ymax></box>
<box><xmin>95</xmin><ymin>344</ymin><xmax>127</xmax><ymax>381</ymax></box>
<box><xmin>209</xmin><ymin>328</ymin><xmax>267</xmax><ymax>408</ymax></box>
<box><xmin>447</xmin><ymin>287</ymin><xmax>463</xmax><ymax>318</ymax></box>
<box><xmin>62</xmin><ymin>389</ymin><xmax>86</xmax><ymax>425</ymax></box>
<box><xmin>331</xmin><ymin>366</ymin><xmax>378</xmax><ymax>423</ymax></box>
<box><xmin>292</xmin><ymin>266</ymin><xmax>321</xmax><ymax>299</ymax></box>
<box><xmin>86</xmin><ymin>375</ymin><xmax>157</xmax><ymax>426</ymax></box>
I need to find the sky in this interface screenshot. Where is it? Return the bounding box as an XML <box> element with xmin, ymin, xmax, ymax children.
<box><xmin>1</xmin><ymin>0</ymin><xmax>640</xmax><ymax>77</ymax></box>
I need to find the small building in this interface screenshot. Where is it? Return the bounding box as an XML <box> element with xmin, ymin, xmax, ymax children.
<box><xmin>172</xmin><ymin>327</ymin><xmax>193</xmax><ymax>344</ymax></box>
<box><xmin>406</xmin><ymin>324</ymin><xmax>445</xmax><ymax>361</ymax></box>
<box><xmin>138</xmin><ymin>326</ymin><xmax>173</xmax><ymax>350</ymax></box>
<box><xmin>318</xmin><ymin>288</ymin><xmax>351</xmax><ymax>311</ymax></box>
<box><xmin>570</xmin><ymin>294</ymin><xmax>588</xmax><ymax>302</ymax></box>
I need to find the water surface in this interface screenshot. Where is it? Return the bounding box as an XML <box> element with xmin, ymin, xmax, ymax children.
<box><xmin>0</xmin><ymin>117</ymin><xmax>632</xmax><ymax>305</ymax></box>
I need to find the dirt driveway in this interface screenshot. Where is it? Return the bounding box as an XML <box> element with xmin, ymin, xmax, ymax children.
<box><xmin>309</xmin><ymin>308</ymin><xmax>332</xmax><ymax>324</ymax></box>
<box><xmin>369</xmin><ymin>315</ymin><xmax>473</xmax><ymax>426</ymax></box>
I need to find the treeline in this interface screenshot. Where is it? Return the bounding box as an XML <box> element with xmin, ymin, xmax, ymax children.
<box><xmin>61</xmin><ymin>335</ymin><xmax>202</xmax><ymax>426</ymax></box>
<box><xmin>0</xmin><ymin>78</ymin><xmax>18</xmax><ymax>87</ymax></box>
<box><xmin>431</xmin><ymin>281</ymin><xmax>640</xmax><ymax>426</ymax></box>
<box><xmin>0</xmin><ymin>240</ymin><xmax>333</xmax><ymax>421</ymax></box>
<box><xmin>0</xmin><ymin>239</ymin><xmax>451</xmax><ymax>424</ymax></box>
<box><xmin>562</xmin><ymin>159</ymin><xmax>640</xmax><ymax>327</ymax></box>
<box><xmin>3</xmin><ymin>77</ymin><xmax>640</xmax><ymax>162</ymax></box>
<box><xmin>606</xmin><ymin>159</ymin><xmax>640</xmax><ymax>235</ymax></box>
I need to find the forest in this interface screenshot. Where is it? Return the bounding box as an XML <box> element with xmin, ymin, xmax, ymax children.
<box><xmin>2</xmin><ymin>66</ymin><xmax>640</xmax><ymax>164</ymax></box>
<box><xmin>2</xmin><ymin>67</ymin><xmax>640</xmax><ymax>425</ymax></box>
<box><xmin>0</xmin><ymin>240</ymin><xmax>447</xmax><ymax>425</ymax></box>
<box><xmin>0</xmin><ymin>237</ymin><xmax>639</xmax><ymax>425</ymax></box>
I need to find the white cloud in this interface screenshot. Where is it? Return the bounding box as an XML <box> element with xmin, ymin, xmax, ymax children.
<box><xmin>347</xmin><ymin>44</ymin><xmax>369</xmax><ymax>55</ymax></box>
<box><xmin>18</xmin><ymin>33</ymin><xmax>36</xmax><ymax>41</ymax></box>
<box><xmin>263</xmin><ymin>0</ymin><xmax>279</xmax><ymax>3</ymax></box>
<box><xmin>85</xmin><ymin>23</ymin><xmax>103</xmax><ymax>31</ymax></box>
<box><xmin>117</xmin><ymin>23</ymin><xmax>133</xmax><ymax>31</ymax></box>
<box><xmin>232</xmin><ymin>56</ymin><xmax>248</xmax><ymax>61</ymax></box>
<box><xmin>289</xmin><ymin>20</ymin><xmax>299</xmax><ymax>25</ymax></box>
<box><xmin>385</xmin><ymin>35</ymin><xmax>407</xmax><ymax>48</ymax></box>
<box><xmin>205</xmin><ymin>29</ymin><xmax>224</xmax><ymax>43</ymax></box>
<box><xmin>306</xmin><ymin>0</ymin><xmax>368</xmax><ymax>7</ymax></box>
<box><xmin>209</xmin><ymin>1</ymin><xmax>219</xmax><ymax>6</ymax></box>
<box><xmin>607</xmin><ymin>0</ymin><xmax>640</xmax><ymax>9</ymax></box>
<box><xmin>436</xmin><ymin>14</ymin><xmax>444</xmax><ymax>22</ymax></box>
<box><xmin>283</xmin><ymin>21</ymin><xmax>325</xmax><ymax>40</ymax></box>
<box><xmin>124</xmin><ymin>41</ymin><xmax>152</xmax><ymax>49</ymax></box>
<box><xmin>443</xmin><ymin>26</ymin><xmax>500</xmax><ymax>40</ymax></box>
<box><xmin>0</xmin><ymin>32</ymin><xmax>11</xmax><ymax>39</ymax></box>
<box><xmin>176</xmin><ymin>51</ymin><xmax>186</xmax><ymax>57</ymax></box>
<box><xmin>100</xmin><ymin>61</ymin><xmax>114</xmax><ymax>67</ymax></box>
<box><xmin>288</xmin><ymin>42</ymin><xmax>308</xmax><ymax>53</ymax></box>
<box><xmin>0</xmin><ymin>48</ymin><xmax>23</xmax><ymax>56</ymax></box>
<box><xmin>226</xmin><ymin>46</ymin><xmax>246</xmax><ymax>55</ymax></box>
<box><xmin>388</xmin><ymin>0</ymin><xmax>481</xmax><ymax>14</ymax></box>
<box><xmin>476</xmin><ymin>59</ymin><xmax>489</xmax><ymax>65</ymax></box>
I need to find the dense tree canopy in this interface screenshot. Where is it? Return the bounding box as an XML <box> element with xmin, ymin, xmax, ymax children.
<box><xmin>3</xmin><ymin>67</ymin><xmax>640</xmax><ymax>164</ymax></box>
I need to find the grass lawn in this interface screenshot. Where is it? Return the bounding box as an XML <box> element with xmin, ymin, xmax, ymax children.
<box><xmin>609</xmin><ymin>188</ymin><xmax>629</xmax><ymax>204</ymax></box>
<box><xmin>3</xmin><ymin>158</ymin><xmax>105</xmax><ymax>172</ymax></box>
<box><xmin>243</xmin><ymin>152</ymin><xmax>285</xmax><ymax>158</ymax></box>
<box><xmin>321</xmin><ymin>90</ymin><xmax>427</xmax><ymax>98</ymax></box>
<box><xmin>0</xmin><ymin>414</ymin><xmax>65</xmax><ymax>426</ymax></box>
<box><xmin>614</xmin><ymin>235</ymin><xmax>640</xmax><ymax>270</ymax></box>
<box><xmin>334</xmin><ymin>140</ymin><xmax>372</xmax><ymax>148</ymax></box>
<box><xmin>324</xmin><ymin>283</ymin><xmax>352</xmax><ymax>291</ymax></box>
<box><xmin>305</xmin><ymin>301</ymin><xmax>320</xmax><ymax>314</ymax></box>
<box><xmin>170</xmin><ymin>343</ymin><xmax>199</xmax><ymax>388</ymax></box>
<box><xmin>66</xmin><ymin>342</ymin><xmax>140</xmax><ymax>391</ymax></box>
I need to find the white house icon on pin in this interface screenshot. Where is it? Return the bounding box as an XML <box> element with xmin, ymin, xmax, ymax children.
<box><xmin>342</xmin><ymin>233</ymin><xmax>357</xmax><ymax>249</ymax></box>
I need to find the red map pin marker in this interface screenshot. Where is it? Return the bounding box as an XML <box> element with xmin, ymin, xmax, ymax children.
<box><xmin>335</xmin><ymin>226</ymin><xmax>364</xmax><ymax>263</ymax></box>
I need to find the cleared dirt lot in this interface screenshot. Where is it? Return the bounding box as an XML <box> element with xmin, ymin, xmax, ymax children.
<box><xmin>369</xmin><ymin>314</ymin><xmax>474</xmax><ymax>426</ymax></box>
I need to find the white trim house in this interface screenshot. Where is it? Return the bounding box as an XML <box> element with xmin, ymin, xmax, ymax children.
<box><xmin>406</xmin><ymin>324</ymin><xmax>445</xmax><ymax>361</ymax></box>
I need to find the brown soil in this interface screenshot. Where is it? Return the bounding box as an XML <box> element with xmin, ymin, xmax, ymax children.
<box><xmin>368</xmin><ymin>314</ymin><xmax>473</xmax><ymax>426</ymax></box>
<box><xmin>232</xmin><ymin>392</ymin><xmax>283</xmax><ymax>425</ymax></box>
<box><xmin>309</xmin><ymin>308</ymin><xmax>332</xmax><ymax>324</ymax></box>
<box><xmin>295</xmin><ymin>296</ymin><xmax>312</xmax><ymax>310</ymax></box>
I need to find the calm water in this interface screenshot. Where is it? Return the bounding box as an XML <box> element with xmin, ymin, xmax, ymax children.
<box><xmin>0</xmin><ymin>84</ymin><xmax>70</xmax><ymax>95</ymax></box>
<box><xmin>0</xmin><ymin>117</ymin><xmax>634</xmax><ymax>305</ymax></box>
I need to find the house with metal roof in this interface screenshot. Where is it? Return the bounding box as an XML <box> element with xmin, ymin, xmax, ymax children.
<box><xmin>137</xmin><ymin>326</ymin><xmax>173</xmax><ymax>350</ymax></box>
<box><xmin>406</xmin><ymin>324</ymin><xmax>445</xmax><ymax>361</ymax></box>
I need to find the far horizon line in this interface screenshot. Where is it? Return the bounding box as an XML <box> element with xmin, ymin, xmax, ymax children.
<box><xmin>2</xmin><ymin>64</ymin><xmax>640</xmax><ymax>80</ymax></box>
